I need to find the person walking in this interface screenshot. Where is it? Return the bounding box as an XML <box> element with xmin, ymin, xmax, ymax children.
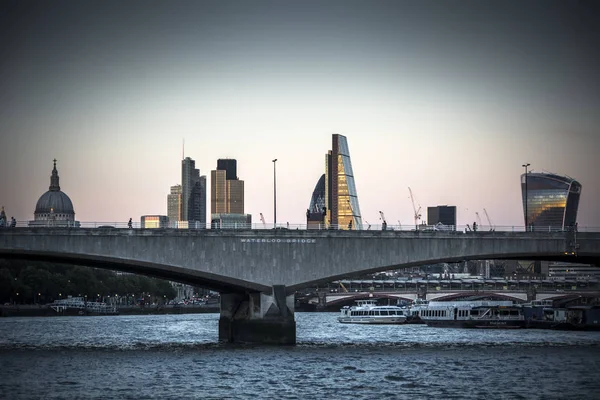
<box><xmin>10</xmin><ymin>217</ymin><xmax>16</xmax><ymax>228</ymax></box>
<box><xmin>128</xmin><ymin>218</ymin><xmax>133</xmax><ymax>229</ymax></box>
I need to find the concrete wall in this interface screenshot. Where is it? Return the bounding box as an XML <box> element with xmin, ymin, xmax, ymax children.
<box><xmin>0</xmin><ymin>229</ymin><xmax>598</xmax><ymax>293</ymax></box>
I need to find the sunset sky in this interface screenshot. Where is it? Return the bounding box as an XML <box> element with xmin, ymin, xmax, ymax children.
<box><xmin>1</xmin><ymin>0</ymin><xmax>599</xmax><ymax>228</ymax></box>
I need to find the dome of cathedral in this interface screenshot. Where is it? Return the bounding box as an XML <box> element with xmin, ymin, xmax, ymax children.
<box><xmin>34</xmin><ymin>160</ymin><xmax>75</xmax><ymax>217</ymax></box>
<box><xmin>35</xmin><ymin>191</ymin><xmax>75</xmax><ymax>215</ymax></box>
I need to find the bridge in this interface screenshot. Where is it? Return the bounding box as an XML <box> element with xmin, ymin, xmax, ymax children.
<box><xmin>306</xmin><ymin>287</ymin><xmax>600</xmax><ymax>309</ymax></box>
<box><xmin>0</xmin><ymin>228</ymin><xmax>598</xmax><ymax>344</ymax></box>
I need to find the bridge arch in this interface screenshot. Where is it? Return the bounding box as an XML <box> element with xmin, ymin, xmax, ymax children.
<box><xmin>0</xmin><ymin>249</ymin><xmax>269</xmax><ymax>294</ymax></box>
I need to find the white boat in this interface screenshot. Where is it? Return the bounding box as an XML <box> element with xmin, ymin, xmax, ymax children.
<box><xmin>420</xmin><ymin>300</ymin><xmax>525</xmax><ymax>329</ymax></box>
<box><xmin>338</xmin><ymin>299</ymin><xmax>407</xmax><ymax>324</ymax></box>
<box><xmin>405</xmin><ymin>298</ymin><xmax>429</xmax><ymax>323</ymax></box>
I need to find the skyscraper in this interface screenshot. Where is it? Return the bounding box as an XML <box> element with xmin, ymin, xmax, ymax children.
<box><xmin>188</xmin><ymin>175</ymin><xmax>207</xmax><ymax>226</ymax></box>
<box><xmin>181</xmin><ymin>157</ymin><xmax>206</xmax><ymax>225</ymax></box>
<box><xmin>306</xmin><ymin>174</ymin><xmax>326</xmax><ymax>229</ymax></box>
<box><xmin>316</xmin><ymin>134</ymin><xmax>362</xmax><ymax>230</ymax></box>
<box><xmin>216</xmin><ymin>159</ymin><xmax>238</xmax><ymax>180</ymax></box>
<box><xmin>521</xmin><ymin>172</ymin><xmax>581</xmax><ymax>230</ymax></box>
<box><xmin>211</xmin><ymin>159</ymin><xmax>244</xmax><ymax>215</ymax></box>
<box><xmin>211</xmin><ymin>159</ymin><xmax>248</xmax><ymax>228</ymax></box>
<box><xmin>167</xmin><ymin>184</ymin><xmax>182</xmax><ymax>225</ymax></box>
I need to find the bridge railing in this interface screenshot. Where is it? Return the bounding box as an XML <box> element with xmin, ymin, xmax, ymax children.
<box><xmin>3</xmin><ymin>221</ymin><xmax>600</xmax><ymax>233</ymax></box>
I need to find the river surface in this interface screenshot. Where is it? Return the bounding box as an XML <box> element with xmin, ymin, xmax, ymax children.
<box><xmin>1</xmin><ymin>313</ymin><xmax>600</xmax><ymax>399</ymax></box>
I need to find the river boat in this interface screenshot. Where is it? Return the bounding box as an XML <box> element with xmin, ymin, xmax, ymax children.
<box><xmin>420</xmin><ymin>300</ymin><xmax>526</xmax><ymax>329</ymax></box>
<box><xmin>49</xmin><ymin>297</ymin><xmax>119</xmax><ymax>315</ymax></box>
<box><xmin>405</xmin><ymin>298</ymin><xmax>429</xmax><ymax>323</ymax></box>
<box><xmin>523</xmin><ymin>300</ymin><xmax>600</xmax><ymax>331</ymax></box>
<box><xmin>338</xmin><ymin>299</ymin><xmax>407</xmax><ymax>324</ymax></box>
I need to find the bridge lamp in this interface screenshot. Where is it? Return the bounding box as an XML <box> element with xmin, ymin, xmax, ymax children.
<box><xmin>522</xmin><ymin>163</ymin><xmax>531</xmax><ymax>231</ymax></box>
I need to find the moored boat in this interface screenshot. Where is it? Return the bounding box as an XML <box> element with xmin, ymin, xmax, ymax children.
<box><xmin>420</xmin><ymin>300</ymin><xmax>526</xmax><ymax>329</ymax></box>
<box><xmin>405</xmin><ymin>298</ymin><xmax>429</xmax><ymax>324</ymax></box>
<box><xmin>338</xmin><ymin>299</ymin><xmax>407</xmax><ymax>324</ymax></box>
<box><xmin>523</xmin><ymin>300</ymin><xmax>600</xmax><ymax>331</ymax></box>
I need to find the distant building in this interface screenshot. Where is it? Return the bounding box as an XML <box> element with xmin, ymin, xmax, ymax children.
<box><xmin>141</xmin><ymin>215</ymin><xmax>168</xmax><ymax>228</ymax></box>
<box><xmin>427</xmin><ymin>206</ymin><xmax>457</xmax><ymax>229</ymax></box>
<box><xmin>216</xmin><ymin>159</ymin><xmax>238</xmax><ymax>180</ymax></box>
<box><xmin>181</xmin><ymin>157</ymin><xmax>206</xmax><ymax>226</ymax></box>
<box><xmin>521</xmin><ymin>172</ymin><xmax>581</xmax><ymax>230</ymax></box>
<box><xmin>548</xmin><ymin>262</ymin><xmax>600</xmax><ymax>279</ymax></box>
<box><xmin>29</xmin><ymin>159</ymin><xmax>80</xmax><ymax>227</ymax></box>
<box><xmin>211</xmin><ymin>159</ymin><xmax>244</xmax><ymax>216</ymax></box>
<box><xmin>322</xmin><ymin>134</ymin><xmax>362</xmax><ymax>230</ymax></box>
<box><xmin>306</xmin><ymin>174</ymin><xmax>327</xmax><ymax>229</ymax></box>
<box><xmin>188</xmin><ymin>175</ymin><xmax>207</xmax><ymax>228</ymax></box>
<box><xmin>167</xmin><ymin>185</ymin><xmax>182</xmax><ymax>227</ymax></box>
<box><xmin>211</xmin><ymin>213</ymin><xmax>252</xmax><ymax>229</ymax></box>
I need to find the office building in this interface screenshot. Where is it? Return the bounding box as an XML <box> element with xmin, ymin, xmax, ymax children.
<box><xmin>427</xmin><ymin>206</ymin><xmax>457</xmax><ymax>229</ymax></box>
<box><xmin>181</xmin><ymin>157</ymin><xmax>206</xmax><ymax>225</ymax></box>
<box><xmin>210</xmin><ymin>158</ymin><xmax>247</xmax><ymax>229</ymax></box>
<box><xmin>306</xmin><ymin>174</ymin><xmax>326</xmax><ymax>229</ymax></box>
<box><xmin>188</xmin><ymin>175</ymin><xmax>207</xmax><ymax>227</ymax></box>
<box><xmin>217</xmin><ymin>159</ymin><xmax>238</xmax><ymax>180</ymax></box>
<box><xmin>141</xmin><ymin>215</ymin><xmax>169</xmax><ymax>228</ymax></box>
<box><xmin>211</xmin><ymin>159</ymin><xmax>244</xmax><ymax>215</ymax></box>
<box><xmin>521</xmin><ymin>172</ymin><xmax>581</xmax><ymax>230</ymax></box>
<box><xmin>322</xmin><ymin>134</ymin><xmax>362</xmax><ymax>230</ymax></box>
<box><xmin>167</xmin><ymin>185</ymin><xmax>182</xmax><ymax>226</ymax></box>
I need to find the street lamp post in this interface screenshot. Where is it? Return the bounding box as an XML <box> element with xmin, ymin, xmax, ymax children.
<box><xmin>522</xmin><ymin>163</ymin><xmax>530</xmax><ymax>231</ymax></box>
<box><xmin>272</xmin><ymin>159</ymin><xmax>277</xmax><ymax>228</ymax></box>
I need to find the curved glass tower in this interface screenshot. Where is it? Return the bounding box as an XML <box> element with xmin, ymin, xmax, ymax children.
<box><xmin>326</xmin><ymin>134</ymin><xmax>363</xmax><ymax>230</ymax></box>
<box><xmin>308</xmin><ymin>174</ymin><xmax>326</xmax><ymax>213</ymax></box>
<box><xmin>521</xmin><ymin>172</ymin><xmax>581</xmax><ymax>230</ymax></box>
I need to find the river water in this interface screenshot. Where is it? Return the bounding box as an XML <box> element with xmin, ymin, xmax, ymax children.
<box><xmin>1</xmin><ymin>313</ymin><xmax>600</xmax><ymax>399</ymax></box>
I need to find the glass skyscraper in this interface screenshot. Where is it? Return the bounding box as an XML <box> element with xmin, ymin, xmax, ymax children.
<box><xmin>521</xmin><ymin>172</ymin><xmax>581</xmax><ymax>230</ymax></box>
<box><xmin>181</xmin><ymin>157</ymin><xmax>206</xmax><ymax>225</ymax></box>
<box><xmin>325</xmin><ymin>134</ymin><xmax>363</xmax><ymax>230</ymax></box>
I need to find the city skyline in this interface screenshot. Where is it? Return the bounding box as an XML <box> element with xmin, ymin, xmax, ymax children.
<box><xmin>1</xmin><ymin>1</ymin><xmax>599</xmax><ymax>227</ymax></box>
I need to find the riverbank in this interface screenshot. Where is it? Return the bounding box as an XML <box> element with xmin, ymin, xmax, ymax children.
<box><xmin>0</xmin><ymin>304</ymin><xmax>219</xmax><ymax>317</ymax></box>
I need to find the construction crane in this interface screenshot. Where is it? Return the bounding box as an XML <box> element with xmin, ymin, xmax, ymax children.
<box><xmin>259</xmin><ymin>213</ymin><xmax>266</xmax><ymax>228</ymax></box>
<box><xmin>379</xmin><ymin>211</ymin><xmax>388</xmax><ymax>230</ymax></box>
<box><xmin>364</xmin><ymin>219</ymin><xmax>372</xmax><ymax>230</ymax></box>
<box><xmin>408</xmin><ymin>187</ymin><xmax>422</xmax><ymax>229</ymax></box>
<box><xmin>483</xmin><ymin>208</ymin><xmax>495</xmax><ymax>231</ymax></box>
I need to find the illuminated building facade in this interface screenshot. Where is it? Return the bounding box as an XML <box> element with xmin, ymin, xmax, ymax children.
<box><xmin>323</xmin><ymin>134</ymin><xmax>362</xmax><ymax>230</ymax></box>
<box><xmin>521</xmin><ymin>172</ymin><xmax>581</xmax><ymax>230</ymax></box>
<box><xmin>141</xmin><ymin>215</ymin><xmax>169</xmax><ymax>228</ymax></box>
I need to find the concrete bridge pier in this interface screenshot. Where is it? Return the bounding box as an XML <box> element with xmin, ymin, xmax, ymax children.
<box><xmin>218</xmin><ymin>285</ymin><xmax>296</xmax><ymax>345</ymax></box>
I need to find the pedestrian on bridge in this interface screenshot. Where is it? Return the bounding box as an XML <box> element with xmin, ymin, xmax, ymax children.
<box><xmin>128</xmin><ymin>218</ymin><xmax>133</xmax><ymax>229</ymax></box>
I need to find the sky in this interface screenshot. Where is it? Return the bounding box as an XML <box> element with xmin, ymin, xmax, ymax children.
<box><xmin>1</xmin><ymin>0</ymin><xmax>599</xmax><ymax>228</ymax></box>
